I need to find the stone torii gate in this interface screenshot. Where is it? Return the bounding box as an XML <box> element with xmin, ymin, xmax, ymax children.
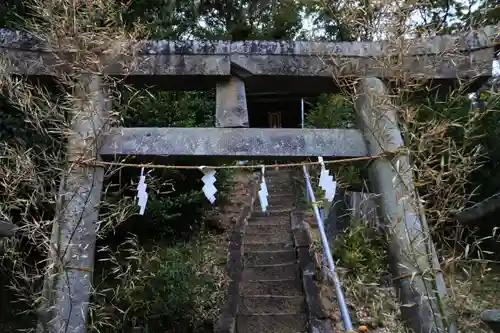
<box><xmin>0</xmin><ymin>27</ymin><xmax>498</xmax><ymax>333</ymax></box>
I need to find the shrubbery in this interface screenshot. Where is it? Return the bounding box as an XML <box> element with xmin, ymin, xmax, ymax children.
<box><xmin>90</xmin><ymin>236</ymin><xmax>226</xmax><ymax>332</ymax></box>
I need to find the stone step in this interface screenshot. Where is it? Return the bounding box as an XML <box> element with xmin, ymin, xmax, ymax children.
<box><xmin>244</xmin><ymin>250</ymin><xmax>296</xmax><ymax>266</ymax></box>
<box><xmin>236</xmin><ymin>314</ymin><xmax>307</xmax><ymax>333</ymax></box>
<box><xmin>266</xmin><ymin>182</ymin><xmax>293</xmax><ymax>190</ymax></box>
<box><xmin>267</xmin><ymin>198</ymin><xmax>295</xmax><ymax>206</ymax></box>
<box><xmin>253</xmin><ymin>209</ymin><xmax>293</xmax><ymax>218</ymax></box>
<box><xmin>264</xmin><ymin>170</ymin><xmax>292</xmax><ymax>177</ymax></box>
<box><xmin>244</xmin><ymin>242</ymin><xmax>294</xmax><ymax>252</ymax></box>
<box><xmin>239</xmin><ymin>296</ymin><xmax>305</xmax><ymax>314</ymax></box>
<box><xmin>268</xmin><ymin>194</ymin><xmax>294</xmax><ymax>200</ymax></box>
<box><xmin>267</xmin><ymin>197</ymin><xmax>294</xmax><ymax>205</ymax></box>
<box><xmin>267</xmin><ymin>203</ymin><xmax>295</xmax><ymax>210</ymax></box>
<box><xmin>244</xmin><ymin>232</ymin><xmax>293</xmax><ymax>244</ymax></box>
<box><xmin>266</xmin><ymin>183</ymin><xmax>292</xmax><ymax>188</ymax></box>
<box><xmin>266</xmin><ymin>174</ymin><xmax>292</xmax><ymax>179</ymax></box>
<box><xmin>268</xmin><ymin>193</ymin><xmax>295</xmax><ymax>199</ymax></box>
<box><xmin>240</xmin><ymin>279</ymin><xmax>303</xmax><ymax>296</ymax></box>
<box><xmin>267</xmin><ymin>188</ymin><xmax>293</xmax><ymax>195</ymax></box>
<box><xmin>247</xmin><ymin>215</ymin><xmax>290</xmax><ymax>224</ymax></box>
<box><xmin>245</xmin><ymin>223</ymin><xmax>290</xmax><ymax>234</ymax></box>
<box><xmin>266</xmin><ymin>180</ymin><xmax>292</xmax><ymax>186</ymax></box>
<box><xmin>242</xmin><ymin>262</ymin><xmax>299</xmax><ymax>281</ymax></box>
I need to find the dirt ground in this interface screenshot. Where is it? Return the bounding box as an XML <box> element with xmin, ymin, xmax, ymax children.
<box><xmin>215</xmin><ymin>171</ymin><xmax>255</xmax><ymax>231</ymax></box>
<box><xmin>204</xmin><ymin>171</ymin><xmax>255</xmax><ymax>323</ymax></box>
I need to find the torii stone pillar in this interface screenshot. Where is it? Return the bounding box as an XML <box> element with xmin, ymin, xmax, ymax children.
<box><xmin>38</xmin><ymin>75</ymin><xmax>108</xmax><ymax>333</ymax></box>
<box><xmin>354</xmin><ymin>77</ymin><xmax>451</xmax><ymax>333</ymax></box>
<box><xmin>482</xmin><ymin>309</ymin><xmax>500</xmax><ymax>333</ymax></box>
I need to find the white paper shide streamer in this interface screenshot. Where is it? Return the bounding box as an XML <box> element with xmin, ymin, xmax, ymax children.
<box><xmin>258</xmin><ymin>165</ymin><xmax>269</xmax><ymax>212</ymax></box>
<box><xmin>137</xmin><ymin>167</ymin><xmax>149</xmax><ymax>215</ymax></box>
<box><xmin>199</xmin><ymin>166</ymin><xmax>217</xmax><ymax>204</ymax></box>
<box><xmin>318</xmin><ymin>156</ymin><xmax>336</xmax><ymax>202</ymax></box>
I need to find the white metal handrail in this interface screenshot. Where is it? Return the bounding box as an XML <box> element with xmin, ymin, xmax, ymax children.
<box><xmin>302</xmin><ymin>165</ymin><xmax>354</xmax><ymax>332</ymax></box>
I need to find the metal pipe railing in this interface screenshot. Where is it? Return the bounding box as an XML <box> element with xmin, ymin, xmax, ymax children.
<box><xmin>302</xmin><ymin>165</ymin><xmax>354</xmax><ymax>332</ymax></box>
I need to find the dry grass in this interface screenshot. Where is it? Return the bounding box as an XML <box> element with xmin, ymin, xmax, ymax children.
<box><xmin>307</xmin><ymin>209</ymin><xmax>500</xmax><ymax>333</ymax></box>
<box><xmin>211</xmin><ymin>171</ymin><xmax>255</xmax><ymax>230</ymax></box>
<box><xmin>0</xmin><ymin>0</ymin><xmax>150</xmax><ymax>331</ymax></box>
<box><xmin>205</xmin><ymin>170</ymin><xmax>257</xmax><ymax>316</ymax></box>
<box><xmin>300</xmin><ymin>1</ymin><xmax>500</xmax><ymax>332</ymax></box>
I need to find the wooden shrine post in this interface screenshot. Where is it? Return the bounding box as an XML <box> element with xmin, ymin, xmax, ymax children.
<box><xmin>37</xmin><ymin>75</ymin><xmax>109</xmax><ymax>333</ymax></box>
<box><xmin>354</xmin><ymin>77</ymin><xmax>452</xmax><ymax>333</ymax></box>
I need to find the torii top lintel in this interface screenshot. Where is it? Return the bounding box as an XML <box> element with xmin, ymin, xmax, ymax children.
<box><xmin>0</xmin><ymin>26</ymin><xmax>498</xmax><ymax>93</ymax></box>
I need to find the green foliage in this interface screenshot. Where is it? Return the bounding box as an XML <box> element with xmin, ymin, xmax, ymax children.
<box><xmin>105</xmin><ymin>89</ymin><xmax>231</xmax><ymax>240</ymax></box>
<box><xmin>118</xmin><ymin>168</ymin><xmax>233</xmax><ymax>241</ymax></box>
<box><xmin>120</xmin><ymin>0</ymin><xmax>306</xmax><ymax>40</ymax></box>
<box><xmin>90</xmin><ymin>88</ymin><xmax>235</xmax><ymax>332</ymax></box>
<box><xmin>91</xmin><ymin>237</ymin><xmax>225</xmax><ymax>332</ymax></box>
<box><xmin>0</xmin><ymin>95</ymin><xmax>27</xmax><ymax>143</ymax></box>
<box><xmin>305</xmin><ymin>94</ymin><xmax>363</xmax><ymax>189</ymax></box>
<box><xmin>467</xmin><ymin>93</ymin><xmax>500</xmax><ymax>199</ymax></box>
<box><xmin>331</xmin><ymin>219</ymin><xmax>388</xmax><ymax>276</ymax></box>
<box><xmin>121</xmin><ymin>90</ymin><xmax>215</xmax><ymax>128</ymax></box>
<box><xmin>403</xmin><ymin>91</ymin><xmax>500</xmax><ymax>202</ymax></box>
<box><xmin>0</xmin><ymin>0</ymin><xmax>25</xmax><ymax>28</ymax></box>
<box><xmin>305</xmin><ymin>94</ymin><xmax>355</xmax><ymax>129</ymax></box>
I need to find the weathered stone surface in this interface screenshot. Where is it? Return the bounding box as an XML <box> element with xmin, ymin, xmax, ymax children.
<box><xmin>230</xmin><ymin>48</ymin><xmax>492</xmax><ymax>79</ymax></box>
<box><xmin>0</xmin><ymin>26</ymin><xmax>497</xmax><ymax>91</ymax></box>
<box><xmin>240</xmin><ymin>280</ymin><xmax>303</xmax><ymax>296</ymax></box>
<box><xmin>216</xmin><ymin>76</ymin><xmax>249</xmax><ymax>127</ymax></box>
<box><xmin>229</xmin><ymin>27</ymin><xmax>499</xmax><ymax>56</ymax></box>
<box><xmin>216</xmin><ymin>174</ymin><xmax>259</xmax><ymax>333</ymax></box>
<box><xmin>0</xmin><ymin>29</ymin><xmax>44</xmax><ymax>49</ymax></box>
<box><xmin>0</xmin><ymin>219</ymin><xmax>17</xmax><ymax>237</ymax></box>
<box><xmin>38</xmin><ymin>75</ymin><xmax>109</xmax><ymax>333</ymax></box>
<box><xmin>456</xmin><ymin>192</ymin><xmax>500</xmax><ymax>223</ymax></box>
<box><xmin>482</xmin><ymin>309</ymin><xmax>500</xmax><ymax>333</ymax></box>
<box><xmin>138</xmin><ymin>39</ymin><xmax>230</xmax><ymax>55</ymax></box>
<box><xmin>293</xmin><ymin>229</ymin><xmax>311</xmax><ymax>248</ymax></box>
<box><xmin>2</xmin><ymin>26</ymin><xmax>496</xmax><ymax>55</ymax></box>
<box><xmin>239</xmin><ymin>295</ymin><xmax>305</xmax><ymax>314</ymax></box>
<box><xmin>354</xmin><ymin>77</ymin><xmax>452</xmax><ymax>333</ymax></box>
<box><xmin>236</xmin><ymin>314</ymin><xmax>307</xmax><ymax>333</ymax></box>
<box><xmin>100</xmin><ymin>127</ymin><xmax>368</xmax><ymax>158</ymax></box>
<box><xmin>103</xmin><ymin>54</ymin><xmax>230</xmax><ymax>76</ymax></box>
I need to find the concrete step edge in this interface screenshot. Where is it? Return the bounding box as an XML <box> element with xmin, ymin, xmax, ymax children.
<box><xmin>241</xmin><ymin>295</ymin><xmax>303</xmax><ymax>299</ymax></box>
<box><xmin>243</xmin><ymin>241</ymin><xmax>293</xmax><ymax>244</ymax></box>
<box><xmin>244</xmin><ymin>249</ymin><xmax>296</xmax><ymax>254</ymax></box>
<box><xmin>237</xmin><ymin>312</ymin><xmax>305</xmax><ymax>317</ymax></box>
<box><xmin>247</xmin><ymin>221</ymin><xmax>292</xmax><ymax>226</ymax></box>
<box><xmin>243</xmin><ymin>241</ymin><xmax>294</xmax><ymax>245</ymax></box>
<box><xmin>244</xmin><ymin>232</ymin><xmax>293</xmax><ymax>236</ymax></box>
<box><xmin>244</xmin><ymin>261</ymin><xmax>297</xmax><ymax>268</ymax></box>
<box><xmin>240</xmin><ymin>312</ymin><xmax>305</xmax><ymax>316</ymax></box>
<box><xmin>247</xmin><ymin>215</ymin><xmax>290</xmax><ymax>225</ymax></box>
<box><xmin>252</xmin><ymin>209</ymin><xmax>294</xmax><ymax>214</ymax></box>
<box><xmin>241</xmin><ymin>278</ymin><xmax>299</xmax><ymax>282</ymax></box>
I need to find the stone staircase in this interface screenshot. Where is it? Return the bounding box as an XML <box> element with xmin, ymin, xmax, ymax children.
<box><xmin>236</xmin><ymin>170</ymin><xmax>307</xmax><ymax>333</ymax></box>
<box><xmin>217</xmin><ymin>168</ymin><xmax>334</xmax><ymax>333</ymax></box>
